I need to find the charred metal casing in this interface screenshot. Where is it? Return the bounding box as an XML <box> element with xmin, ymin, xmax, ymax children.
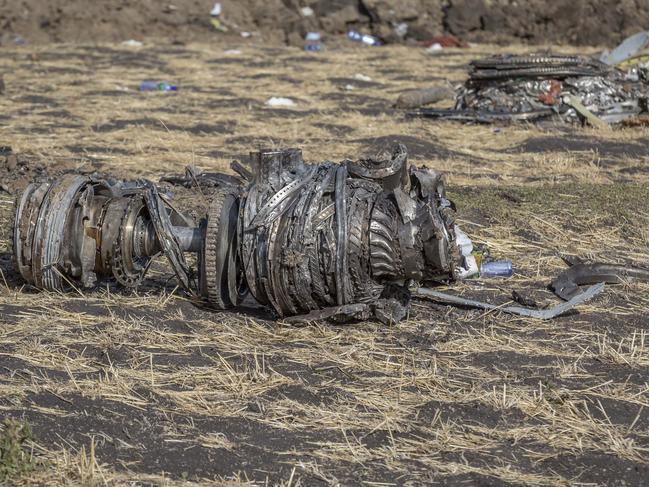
<box><xmin>13</xmin><ymin>144</ymin><xmax>462</xmax><ymax>323</ymax></box>
<box><xmin>232</xmin><ymin>144</ymin><xmax>459</xmax><ymax>318</ymax></box>
<box><xmin>14</xmin><ymin>176</ymin><xmax>198</xmax><ymax>291</ymax></box>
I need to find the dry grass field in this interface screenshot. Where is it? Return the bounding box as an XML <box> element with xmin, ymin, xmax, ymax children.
<box><xmin>0</xmin><ymin>41</ymin><xmax>648</xmax><ymax>485</ymax></box>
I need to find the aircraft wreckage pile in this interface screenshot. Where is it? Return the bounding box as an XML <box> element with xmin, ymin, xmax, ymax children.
<box><xmin>411</xmin><ymin>54</ymin><xmax>649</xmax><ymax>125</ymax></box>
<box><xmin>13</xmin><ymin>145</ymin><xmax>617</xmax><ymax>323</ymax></box>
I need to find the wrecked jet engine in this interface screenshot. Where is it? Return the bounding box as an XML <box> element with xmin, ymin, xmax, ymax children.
<box><xmin>411</xmin><ymin>54</ymin><xmax>649</xmax><ymax>126</ymax></box>
<box><xmin>13</xmin><ymin>144</ymin><xmax>479</xmax><ymax>324</ymax></box>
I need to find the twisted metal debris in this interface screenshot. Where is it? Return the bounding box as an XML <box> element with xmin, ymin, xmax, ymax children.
<box><xmin>411</xmin><ymin>54</ymin><xmax>649</xmax><ymax>126</ymax></box>
<box><xmin>13</xmin><ymin>144</ymin><xmax>601</xmax><ymax>323</ymax></box>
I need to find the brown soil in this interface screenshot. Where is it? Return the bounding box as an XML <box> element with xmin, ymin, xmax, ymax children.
<box><xmin>1</xmin><ymin>0</ymin><xmax>647</xmax><ymax>47</ymax></box>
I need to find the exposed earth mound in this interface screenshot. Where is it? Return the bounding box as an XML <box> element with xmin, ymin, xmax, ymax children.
<box><xmin>1</xmin><ymin>0</ymin><xmax>647</xmax><ymax>46</ymax></box>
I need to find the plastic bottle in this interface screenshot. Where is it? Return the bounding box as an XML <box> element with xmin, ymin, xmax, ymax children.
<box><xmin>305</xmin><ymin>32</ymin><xmax>321</xmax><ymax>42</ymax></box>
<box><xmin>304</xmin><ymin>44</ymin><xmax>322</xmax><ymax>52</ymax></box>
<box><xmin>347</xmin><ymin>30</ymin><xmax>382</xmax><ymax>46</ymax></box>
<box><xmin>139</xmin><ymin>81</ymin><xmax>177</xmax><ymax>92</ymax></box>
<box><xmin>480</xmin><ymin>260</ymin><xmax>513</xmax><ymax>278</ymax></box>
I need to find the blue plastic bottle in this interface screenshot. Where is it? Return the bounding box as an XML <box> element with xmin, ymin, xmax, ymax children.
<box><xmin>480</xmin><ymin>260</ymin><xmax>513</xmax><ymax>278</ymax></box>
<box><xmin>139</xmin><ymin>81</ymin><xmax>177</xmax><ymax>92</ymax></box>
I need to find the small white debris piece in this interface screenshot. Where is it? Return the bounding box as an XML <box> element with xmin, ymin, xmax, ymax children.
<box><xmin>241</xmin><ymin>31</ymin><xmax>252</xmax><ymax>38</ymax></box>
<box><xmin>266</xmin><ymin>97</ymin><xmax>296</xmax><ymax>107</ymax></box>
<box><xmin>305</xmin><ymin>32</ymin><xmax>321</xmax><ymax>41</ymax></box>
<box><xmin>454</xmin><ymin>225</ymin><xmax>478</xmax><ymax>278</ymax></box>
<box><xmin>301</xmin><ymin>6</ymin><xmax>314</xmax><ymax>16</ymax></box>
<box><xmin>394</xmin><ymin>22</ymin><xmax>408</xmax><ymax>37</ymax></box>
<box><xmin>122</xmin><ymin>39</ymin><xmax>143</xmax><ymax>47</ymax></box>
<box><xmin>353</xmin><ymin>73</ymin><xmax>372</xmax><ymax>82</ymax></box>
<box><xmin>344</xmin><ymin>84</ymin><xmax>355</xmax><ymax>91</ymax></box>
<box><xmin>115</xmin><ymin>85</ymin><xmax>130</xmax><ymax>91</ymax></box>
<box><xmin>224</xmin><ymin>49</ymin><xmax>242</xmax><ymax>55</ymax></box>
<box><xmin>210</xmin><ymin>3</ymin><xmax>222</xmax><ymax>16</ymax></box>
<box><xmin>425</xmin><ymin>43</ymin><xmax>443</xmax><ymax>54</ymax></box>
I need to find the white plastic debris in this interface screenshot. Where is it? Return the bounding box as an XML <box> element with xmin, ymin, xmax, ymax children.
<box><xmin>224</xmin><ymin>49</ymin><xmax>242</xmax><ymax>55</ymax></box>
<box><xmin>344</xmin><ymin>84</ymin><xmax>356</xmax><ymax>91</ymax></box>
<box><xmin>266</xmin><ymin>97</ymin><xmax>296</xmax><ymax>107</ymax></box>
<box><xmin>305</xmin><ymin>32</ymin><xmax>321</xmax><ymax>41</ymax></box>
<box><xmin>241</xmin><ymin>31</ymin><xmax>252</xmax><ymax>38</ymax></box>
<box><xmin>455</xmin><ymin>226</ymin><xmax>473</xmax><ymax>257</ymax></box>
<box><xmin>426</xmin><ymin>43</ymin><xmax>443</xmax><ymax>54</ymax></box>
<box><xmin>394</xmin><ymin>22</ymin><xmax>408</xmax><ymax>38</ymax></box>
<box><xmin>454</xmin><ymin>226</ymin><xmax>479</xmax><ymax>278</ymax></box>
<box><xmin>122</xmin><ymin>39</ymin><xmax>143</xmax><ymax>47</ymax></box>
<box><xmin>301</xmin><ymin>6</ymin><xmax>314</xmax><ymax>17</ymax></box>
<box><xmin>210</xmin><ymin>2</ymin><xmax>222</xmax><ymax>16</ymax></box>
<box><xmin>353</xmin><ymin>73</ymin><xmax>372</xmax><ymax>82</ymax></box>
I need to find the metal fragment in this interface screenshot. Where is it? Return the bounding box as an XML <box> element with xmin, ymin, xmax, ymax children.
<box><xmin>551</xmin><ymin>262</ymin><xmax>649</xmax><ymax>300</ymax></box>
<box><xmin>413</xmin><ymin>283</ymin><xmax>605</xmax><ymax>320</ymax></box>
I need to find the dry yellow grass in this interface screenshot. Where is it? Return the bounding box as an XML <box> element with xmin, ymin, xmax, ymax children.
<box><xmin>0</xmin><ymin>40</ymin><xmax>648</xmax><ymax>486</ymax></box>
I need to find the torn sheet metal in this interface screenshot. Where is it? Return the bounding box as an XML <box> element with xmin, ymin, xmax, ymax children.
<box><xmin>600</xmin><ymin>31</ymin><xmax>649</xmax><ymax>66</ymax></box>
<box><xmin>551</xmin><ymin>262</ymin><xmax>649</xmax><ymax>300</ymax></box>
<box><xmin>413</xmin><ymin>283</ymin><xmax>605</xmax><ymax>320</ymax></box>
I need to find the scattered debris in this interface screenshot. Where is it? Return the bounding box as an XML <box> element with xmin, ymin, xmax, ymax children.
<box><xmin>139</xmin><ymin>81</ymin><xmax>177</xmax><ymax>92</ymax></box>
<box><xmin>420</xmin><ymin>35</ymin><xmax>468</xmax><ymax>48</ymax></box>
<box><xmin>304</xmin><ymin>32</ymin><xmax>322</xmax><ymax>52</ymax></box>
<box><xmin>425</xmin><ymin>43</ymin><xmax>443</xmax><ymax>54</ymax></box>
<box><xmin>564</xmin><ymin>94</ymin><xmax>610</xmax><ymax>130</ymax></box>
<box><xmin>551</xmin><ymin>261</ymin><xmax>649</xmax><ymax>300</ymax></box>
<box><xmin>13</xmin><ymin>144</ymin><xmax>605</xmax><ymax>323</ymax></box>
<box><xmin>353</xmin><ymin>73</ymin><xmax>372</xmax><ymax>82</ymax></box>
<box><xmin>600</xmin><ymin>31</ymin><xmax>649</xmax><ymax>66</ymax></box>
<box><xmin>394</xmin><ymin>22</ymin><xmax>408</xmax><ymax>38</ymax></box>
<box><xmin>395</xmin><ymin>86</ymin><xmax>455</xmax><ymax>109</ymax></box>
<box><xmin>224</xmin><ymin>49</ymin><xmax>242</xmax><ymax>55</ymax></box>
<box><xmin>121</xmin><ymin>39</ymin><xmax>143</xmax><ymax>47</ymax></box>
<box><xmin>210</xmin><ymin>2</ymin><xmax>222</xmax><ymax>17</ymax></box>
<box><xmin>347</xmin><ymin>30</ymin><xmax>382</xmax><ymax>46</ymax></box>
<box><xmin>211</xmin><ymin>18</ymin><xmax>228</xmax><ymax>32</ymax></box>
<box><xmin>209</xmin><ymin>1</ymin><xmax>228</xmax><ymax>31</ymax></box>
<box><xmin>300</xmin><ymin>6</ymin><xmax>314</xmax><ymax>17</ymax></box>
<box><xmin>409</xmin><ymin>53</ymin><xmax>649</xmax><ymax>127</ymax></box>
<box><xmin>265</xmin><ymin>97</ymin><xmax>295</xmax><ymax>107</ymax></box>
<box><xmin>413</xmin><ymin>282</ymin><xmax>605</xmax><ymax>320</ymax></box>
<box><xmin>480</xmin><ymin>260</ymin><xmax>513</xmax><ymax>278</ymax></box>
